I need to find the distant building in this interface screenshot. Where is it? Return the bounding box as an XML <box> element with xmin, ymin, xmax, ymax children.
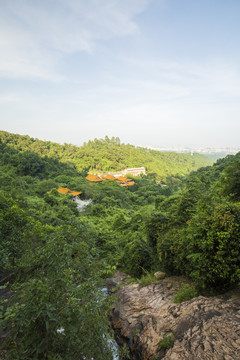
<box><xmin>86</xmin><ymin>167</ymin><xmax>146</xmax><ymax>186</ymax></box>
<box><xmin>86</xmin><ymin>171</ymin><xmax>138</xmax><ymax>187</ymax></box>
<box><xmin>99</xmin><ymin>167</ymin><xmax>146</xmax><ymax>178</ymax></box>
<box><xmin>123</xmin><ymin>167</ymin><xmax>146</xmax><ymax>177</ymax></box>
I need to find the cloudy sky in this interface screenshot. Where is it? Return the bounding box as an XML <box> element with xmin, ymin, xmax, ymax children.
<box><xmin>0</xmin><ymin>0</ymin><xmax>240</xmax><ymax>148</ymax></box>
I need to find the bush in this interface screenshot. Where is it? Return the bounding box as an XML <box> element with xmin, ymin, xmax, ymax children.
<box><xmin>158</xmin><ymin>334</ymin><xmax>174</xmax><ymax>350</ymax></box>
<box><xmin>124</xmin><ymin>234</ymin><xmax>153</xmax><ymax>277</ymax></box>
<box><xmin>137</xmin><ymin>271</ymin><xmax>158</xmax><ymax>288</ymax></box>
<box><xmin>173</xmin><ymin>283</ymin><xmax>198</xmax><ymax>303</ymax></box>
<box><xmin>1</xmin><ymin>224</ymin><xmax>113</xmax><ymax>360</ymax></box>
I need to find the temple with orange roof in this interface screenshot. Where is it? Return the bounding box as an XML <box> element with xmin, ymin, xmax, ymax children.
<box><xmin>101</xmin><ymin>174</ymin><xmax>116</xmax><ymax>180</ymax></box>
<box><xmin>86</xmin><ymin>174</ymin><xmax>103</xmax><ymax>182</ymax></box>
<box><xmin>47</xmin><ymin>187</ymin><xmax>82</xmax><ymax>197</ymax></box>
<box><xmin>86</xmin><ymin>174</ymin><xmax>135</xmax><ymax>187</ymax></box>
<box><xmin>57</xmin><ymin>187</ymin><xmax>82</xmax><ymax>197</ymax></box>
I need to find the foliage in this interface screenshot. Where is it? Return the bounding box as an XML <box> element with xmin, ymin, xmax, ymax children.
<box><xmin>218</xmin><ymin>153</ymin><xmax>240</xmax><ymax>200</ymax></box>
<box><xmin>154</xmin><ymin>153</ymin><xmax>240</xmax><ymax>291</ymax></box>
<box><xmin>119</xmin><ymin>344</ymin><xmax>131</xmax><ymax>360</ymax></box>
<box><xmin>0</xmin><ymin>193</ymin><xmax>29</xmax><ymax>272</ymax></box>
<box><xmin>2</xmin><ymin>272</ymin><xmax>112</xmax><ymax>360</ymax></box>
<box><xmin>0</xmin><ymin>130</ymin><xmax>240</xmax><ymax>358</ymax></box>
<box><xmin>158</xmin><ymin>334</ymin><xmax>174</xmax><ymax>350</ymax></box>
<box><xmin>0</xmin><ymin>130</ymin><xmax>213</xmax><ymax>182</ymax></box>
<box><xmin>136</xmin><ymin>271</ymin><xmax>159</xmax><ymax>288</ymax></box>
<box><xmin>0</xmin><ymin>147</ymin><xmax>115</xmax><ymax>358</ymax></box>
<box><xmin>1</xmin><ymin>215</ymin><xmax>113</xmax><ymax>359</ymax></box>
<box><xmin>173</xmin><ymin>283</ymin><xmax>198</xmax><ymax>303</ymax></box>
<box><xmin>123</xmin><ymin>233</ymin><xmax>153</xmax><ymax>277</ymax></box>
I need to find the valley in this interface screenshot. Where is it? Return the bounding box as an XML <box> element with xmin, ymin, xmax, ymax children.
<box><xmin>0</xmin><ymin>131</ymin><xmax>240</xmax><ymax>359</ymax></box>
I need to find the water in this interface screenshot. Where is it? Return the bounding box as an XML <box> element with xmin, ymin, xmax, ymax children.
<box><xmin>108</xmin><ymin>337</ymin><xmax>120</xmax><ymax>360</ymax></box>
<box><xmin>73</xmin><ymin>198</ymin><xmax>92</xmax><ymax>211</ymax></box>
<box><xmin>101</xmin><ymin>286</ymin><xmax>120</xmax><ymax>360</ymax></box>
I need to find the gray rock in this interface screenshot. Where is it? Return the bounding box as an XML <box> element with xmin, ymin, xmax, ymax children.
<box><xmin>111</xmin><ymin>281</ymin><xmax>240</xmax><ymax>360</ymax></box>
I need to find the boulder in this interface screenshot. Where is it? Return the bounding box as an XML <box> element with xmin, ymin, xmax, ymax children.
<box><xmin>110</xmin><ymin>279</ymin><xmax>240</xmax><ymax>359</ymax></box>
<box><xmin>154</xmin><ymin>271</ymin><xmax>166</xmax><ymax>280</ymax></box>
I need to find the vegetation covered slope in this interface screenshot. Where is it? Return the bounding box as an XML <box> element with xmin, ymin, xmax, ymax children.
<box><xmin>78</xmin><ymin>151</ymin><xmax>240</xmax><ymax>293</ymax></box>
<box><xmin>147</xmin><ymin>152</ymin><xmax>240</xmax><ymax>291</ymax></box>
<box><xmin>0</xmin><ymin>131</ymin><xmax>213</xmax><ymax>182</ymax></box>
<box><xmin>0</xmin><ymin>130</ymin><xmax>239</xmax><ymax>359</ymax></box>
<box><xmin>0</xmin><ymin>138</ymin><xmax>174</xmax><ymax>359</ymax></box>
<box><xmin>0</xmin><ymin>143</ymin><xmax>116</xmax><ymax>359</ymax></box>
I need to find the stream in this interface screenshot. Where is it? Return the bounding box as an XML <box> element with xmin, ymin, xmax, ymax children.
<box><xmin>72</xmin><ymin>197</ymin><xmax>121</xmax><ymax>359</ymax></box>
<box><xmin>73</xmin><ymin>197</ymin><xmax>92</xmax><ymax>211</ymax></box>
<box><xmin>101</xmin><ymin>286</ymin><xmax>120</xmax><ymax>360</ymax></box>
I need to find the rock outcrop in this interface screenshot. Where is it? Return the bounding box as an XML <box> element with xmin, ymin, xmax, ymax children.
<box><xmin>110</xmin><ymin>277</ymin><xmax>240</xmax><ymax>359</ymax></box>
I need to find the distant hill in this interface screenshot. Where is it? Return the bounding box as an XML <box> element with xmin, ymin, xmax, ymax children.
<box><xmin>0</xmin><ymin>131</ymin><xmax>213</xmax><ymax>182</ymax></box>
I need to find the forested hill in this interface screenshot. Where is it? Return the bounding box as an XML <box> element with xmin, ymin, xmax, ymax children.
<box><xmin>1</xmin><ymin>126</ymin><xmax>240</xmax><ymax>358</ymax></box>
<box><xmin>0</xmin><ymin>131</ymin><xmax>213</xmax><ymax>182</ymax></box>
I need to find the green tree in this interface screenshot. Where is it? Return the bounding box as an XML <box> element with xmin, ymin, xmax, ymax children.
<box><xmin>1</xmin><ymin>227</ymin><xmax>113</xmax><ymax>360</ymax></box>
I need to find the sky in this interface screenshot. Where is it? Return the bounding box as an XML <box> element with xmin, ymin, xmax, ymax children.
<box><xmin>0</xmin><ymin>0</ymin><xmax>240</xmax><ymax>148</ymax></box>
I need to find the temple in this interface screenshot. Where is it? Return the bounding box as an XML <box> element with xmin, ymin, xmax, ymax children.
<box><xmin>56</xmin><ymin>187</ymin><xmax>82</xmax><ymax>197</ymax></box>
<box><xmin>86</xmin><ymin>173</ymin><xmax>136</xmax><ymax>187</ymax></box>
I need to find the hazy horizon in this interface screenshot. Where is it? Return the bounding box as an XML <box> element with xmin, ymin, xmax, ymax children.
<box><xmin>0</xmin><ymin>0</ymin><xmax>240</xmax><ymax>148</ymax></box>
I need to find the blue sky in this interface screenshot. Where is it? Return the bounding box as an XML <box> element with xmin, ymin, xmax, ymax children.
<box><xmin>0</xmin><ymin>0</ymin><xmax>240</xmax><ymax>148</ymax></box>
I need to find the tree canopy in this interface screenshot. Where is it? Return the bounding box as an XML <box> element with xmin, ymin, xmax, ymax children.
<box><xmin>0</xmin><ymin>130</ymin><xmax>213</xmax><ymax>182</ymax></box>
<box><xmin>0</xmin><ymin>130</ymin><xmax>239</xmax><ymax>359</ymax></box>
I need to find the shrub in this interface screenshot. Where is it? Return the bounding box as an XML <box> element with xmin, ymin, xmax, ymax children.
<box><xmin>137</xmin><ymin>271</ymin><xmax>158</xmax><ymax>288</ymax></box>
<box><xmin>124</xmin><ymin>234</ymin><xmax>153</xmax><ymax>277</ymax></box>
<box><xmin>158</xmin><ymin>334</ymin><xmax>174</xmax><ymax>350</ymax></box>
<box><xmin>173</xmin><ymin>283</ymin><xmax>198</xmax><ymax>303</ymax></box>
<box><xmin>1</xmin><ymin>230</ymin><xmax>113</xmax><ymax>360</ymax></box>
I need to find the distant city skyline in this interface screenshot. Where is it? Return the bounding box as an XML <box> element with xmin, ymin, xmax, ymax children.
<box><xmin>0</xmin><ymin>0</ymin><xmax>240</xmax><ymax>148</ymax></box>
<box><xmin>146</xmin><ymin>145</ymin><xmax>240</xmax><ymax>155</ymax></box>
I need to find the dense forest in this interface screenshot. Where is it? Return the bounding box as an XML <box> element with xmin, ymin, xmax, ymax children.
<box><xmin>0</xmin><ymin>131</ymin><xmax>240</xmax><ymax>359</ymax></box>
<box><xmin>0</xmin><ymin>131</ymin><xmax>213</xmax><ymax>182</ymax></box>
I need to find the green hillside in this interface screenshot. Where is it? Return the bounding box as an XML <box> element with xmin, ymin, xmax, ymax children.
<box><xmin>0</xmin><ymin>131</ymin><xmax>213</xmax><ymax>182</ymax></box>
<box><xmin>1</xmin><ymin>129</ymin><xmax>239</xmax><ymax>359</ymax></box>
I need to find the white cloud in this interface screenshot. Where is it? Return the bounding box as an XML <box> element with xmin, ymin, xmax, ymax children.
<box><xmin>0</xmin><ymin>93</ymin><xmax>21</xmax><ymax>103</ymax></box>
<box><xmin>0</xmin><ymin>0</ymin><xmax>152</xmax><ymax>79</ymax></box>
<box><xmin>0</xmin><ymin>22</ymin><xmax>61</xmax><ymax>80</ymax></box>
<box><xmin>123</xmin><ymin>57</ymin><xmax>240</xmax><ymax>100</ymax></box>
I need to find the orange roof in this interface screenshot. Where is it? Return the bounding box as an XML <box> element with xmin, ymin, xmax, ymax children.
<box><xmin>116</xmin><ymin>180</ymin><xmax>135</xmax><ymax>186</ymax></box>
<box><xmin>116</xmin><ymin>176</ymin><xmax>133</xmax><ymax>182</ymax></box>
<box><xmin>86</xmin><ymin>174</ymin><xmax>98</xmax><ymax>181</ymax></box>
<box><xmin>57</xmin><ymin>187</ymin><xmax>82</xmax><ymax>196</ymax></box>
<box><xmin>102</xmin><ymin>174</ymin><xmax>115</xmax><ymax>180</ymax></box>
<box><xmin>126</xmin><ymin>181</ymin><xmax>135</xmax><ymax>186</ymax></box>
<box><xmin>71</xmin><ymin>191</ymin><xmax>82</xmax><ymax>196</ymax></box>
<box><xmin>58</xmin><ymin>187</ymin><xmax>71</xmax><ymax>195</ymax></box>
<box><xmin>86</xmin><ymin>174</ymin><xmax>103</xmax><ymax>182</ymax></box>
<box><xmin>85</xmin><ymin>173</ymin><xmax>134</xmax><ymax>187</ymax></box>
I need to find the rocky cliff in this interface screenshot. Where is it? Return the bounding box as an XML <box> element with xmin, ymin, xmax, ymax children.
<box><xmin>110</xmin><ymin>275</ymin><xmax>240</xmax><ymax>359</ymax></box>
